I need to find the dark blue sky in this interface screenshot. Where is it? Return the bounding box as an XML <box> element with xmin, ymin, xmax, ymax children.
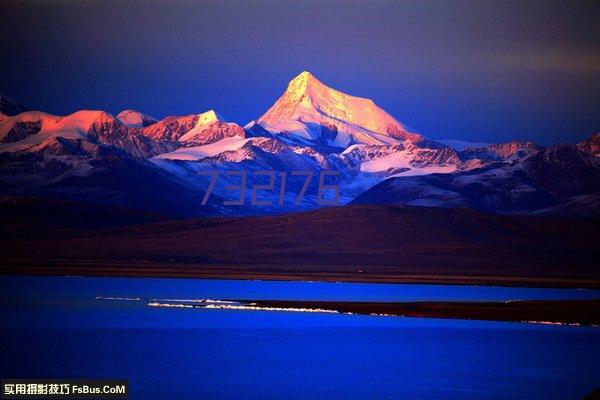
<box><xmin>1</xmin><ymin>0</ymin><xmax>599</xmax><ymax>145</ymax></box>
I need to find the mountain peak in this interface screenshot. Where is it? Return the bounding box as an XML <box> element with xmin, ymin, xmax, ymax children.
<box><xmin>257</xmin><ymin>72</ymin><xmax>421</xmax><ymax>148</ymax></box>
<box><xmin>177</xmin><ymin>110</ymin><xmax>243</xmax><ymax>147</ymax></box>
<box><xmin>290</xmin><ymin>70</ymin><xmax>314</xmax><ymax>82</ymax></box>
<box><xmin>578</xmin><ymin>132</ymin><xmax>600</xmax><ymax>157</ymax></box>
<box><xmin>116</xmin><ymin>109</ymin><xmax>158</xmax><ymax>128</ymax></box>
<box><xmin>285</xmin><ymin>71</ymin><xmax>324</xmax><ymax>100</ymax></box>
<box><xmin>197</xmin><ymin>109</ymin><xmax>225</xmax><ymax>126</ymax></box>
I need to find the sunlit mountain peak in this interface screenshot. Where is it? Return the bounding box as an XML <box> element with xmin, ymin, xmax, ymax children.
<box><xmin>257</xmin><ymin>71</ymin><xmax>421</xmax><ymax>147</ymax></box>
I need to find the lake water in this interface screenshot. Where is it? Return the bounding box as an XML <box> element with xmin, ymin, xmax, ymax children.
<box><xmin>1</xmin><ymin>275</ymin><xmax>599</xmax><ymax>399</ymax></box>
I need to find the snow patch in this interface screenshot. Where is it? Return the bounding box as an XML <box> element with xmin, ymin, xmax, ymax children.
<box><xmin>153</xmin><ymin>137</ymin><xmax>252</xmax><ymax>161</ymax></box>
<box><xmin>116</xmin><ymin>109</ymin><xmax>157</xmax><ymax>128</ymax></box>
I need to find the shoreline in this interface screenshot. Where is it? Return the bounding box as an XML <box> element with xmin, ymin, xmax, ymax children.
<box><xmin>235</xmin><ymin>299</ymin><xmax>600</xmax><ymax>326</ymax></box>
<box><xmin>5</xmin><ymin>273</ymin><xmax>599</xmax><ymax>325</ymax></box>
<box><xmin>2</xmin><ymin>264</ymin><xmax>600</xmax><ymax>289</ymax></box>
<box><xmin>131</xmin><ymin>297</ymin><xmax>600</xmax><ymax>326</ymax></box>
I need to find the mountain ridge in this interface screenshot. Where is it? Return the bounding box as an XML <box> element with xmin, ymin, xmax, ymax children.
<box><xmin>1</xmin><ymin>71</ymin><xmax>598</xmax><ymax>217</ymax></box>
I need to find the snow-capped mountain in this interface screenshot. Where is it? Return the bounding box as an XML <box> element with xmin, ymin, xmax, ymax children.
<box><xmin>137</xmin><ymin>110</ymin><xmax>247</xmax><ymax>147</ymax></box>
<box><xmin>0</xmin><ymin>110</ymin><xmax>168</xmax><ymax>158</ymax></box>
<box><xmin>177</xmin><ymin>110</ymin><xmax>246</xmax><ymax>147</ymax></box>
<box><xmin>352</xmin><ymin>139</ymin><xmax>600</xmax><ymax>214</ymax></box>
<box><xmin>0</xmin><ymin>71</ymin><xmax>598</xmax><ymax>216</ymax></box>
<box><xmin>146</xmin><ymin>72</ymin><xmax>467</xmax><ymax>207</ymax></box>
<box><xmin>256</xmin><ymin>71</ymin><xmax>421</xmax><ymax>149</ymax></box>
<box><xmin>116</xmin><ymin>109</ymin><xmax>158</xmax><ymax>128</ymax></box>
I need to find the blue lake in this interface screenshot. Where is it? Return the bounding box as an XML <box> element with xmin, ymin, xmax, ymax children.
<box><xmin>1</xmin><ymin>275</ymin><xmax>599</xmax><ymax>399</ymax></box>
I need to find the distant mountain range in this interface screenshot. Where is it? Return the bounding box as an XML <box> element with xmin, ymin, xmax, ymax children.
<box><xmin>1</xmin><ymin>71</ymin><xmax>598</xmax><ymax>217</ymax></box>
